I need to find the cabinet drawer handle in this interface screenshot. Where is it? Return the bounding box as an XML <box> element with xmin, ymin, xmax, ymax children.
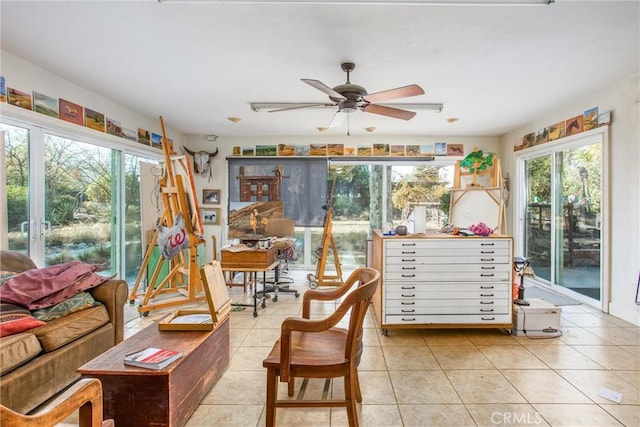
<box><xmin>481</xmin><ymin>266</ymin><xmax>495</xmax><ymax>270</ymax></box>
<box><xmin>401</xmin><ymin>274</ymin><xmax>416</xmax><ymax>278</ymax></box>
<box><xmin>401</xmin><ymin>286</ymin><xmax>415</xmax><ymax>290</ymax></box>
<box><xmin>401</xmin><ymin>294</ymin><xmax>415</xmax><ymax>298</ymax></box>
<box><xmin>402</xmin><ymin>317</ymin><xmax>416</xmax><ymax>321</ymax></box>
<box><xmin>480</xmin><ymin>273</ymin><xmax>495</xmax><ymax>277</ymax></box>
<box><xmin>481</xmin><ymin>258</ymin><xmax>495</xmax><ymax>262</ymax></box>
<box><xmin>401</xmin><ymin>243</ymin><xmax>416</xmax><ymax>247</ymax></box>
<box><xmin>401</xmin><ymin>301</ymin><xmax>415</xmax><ymax>305</ymax></box>
<box><xmin>480</xmin><ymin>300</ymin><xmax>494</xmax><ymax>303</ymax></box>
<box><xmin>480</xmin><ymin>294</ymin><xmax>494</xmax><ymax>298</ymax></box>
<box><xmin>402</xmin><ymin>251</ymin><xmax>416</xmax><ymax>254</ymax></box>
<box><xmin>480</xmin><ymin>286</ymin><xmax>495</xmax><ymax>289</ymax></box>
<box><xmin>402</xmin><ymin>258</ymin><xmax>416</xmax><ymax>262</ymax></box>
<box><xmin>401</xmin><ymin>309</ymin><xmax>415</xmax><ymax>313</ymax></box>
<box><xmin>480</xmin><ymin>309</ymin><xmax>494</xmax><ymax>313</ymax></box>
<box><xmin>402</xmin><ymin>266</ymin><xmax>416</xmax><ymax>270</ymax></box>
<box><xmin>481</xmin><ymin>317</ymin><xmax>496</xmax><ymax>321</ymax></box>
<box><xmin>481</xmin><ymin>243</ymin><xmax>495</xmax><ymax>246</ymax></box>
<box><xmin>481</xmin><ymin>250</ymin><xmax>495</xmax><ymax>254</ymax></box>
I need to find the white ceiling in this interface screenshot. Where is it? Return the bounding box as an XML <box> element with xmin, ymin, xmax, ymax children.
<box><xmin>1</xmin><ymin>1</ymin><xmax>638</xmax><ymax>137</ymax></box>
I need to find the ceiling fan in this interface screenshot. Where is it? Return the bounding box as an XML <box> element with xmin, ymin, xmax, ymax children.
<box><xmin>251</xmin><ymin>62</ymin><xmax>439</xmax><ymax>129</ymax></box>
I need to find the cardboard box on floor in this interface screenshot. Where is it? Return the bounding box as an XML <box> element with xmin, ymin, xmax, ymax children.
<box><xmin>158</xmin><ymin>260</ymin><xmax>232</xmax><ymax>331</ymax></box>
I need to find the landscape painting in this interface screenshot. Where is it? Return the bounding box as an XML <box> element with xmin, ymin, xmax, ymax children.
<box><xmin>85</xmin><ymin>108</ymin><xmax>105</xmax><ymax>132</ymax></box>
<box><xmin>106</xmin><ymin>118</ymin><xmax>123</xmax><ymax>137</ymax></box>
<box><xmin>33</xmin><ymin>91</ymin><xmax>58</xmax><ymax>118</ymax></box>
<box><xmin>8</xmin><ymin>88</ymin><xmax>32</xmax><ymax>111</ymax></box>
<box><xmin>256</xmin><ymin>145</ymin><xmax>277</xmax><ymax>156</ymax></box>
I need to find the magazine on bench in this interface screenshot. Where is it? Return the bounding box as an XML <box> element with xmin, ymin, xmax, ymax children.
<box><xmin>124</xmin><ymin>347</ymin><xmax>182</xmax><ymax>370</ymax></box>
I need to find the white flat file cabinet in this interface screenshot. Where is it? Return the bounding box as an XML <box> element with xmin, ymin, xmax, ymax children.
<box><xmin>371</xmin><ymin>230</ymin><xmax>513</xmax><ymax>334</ymax></box>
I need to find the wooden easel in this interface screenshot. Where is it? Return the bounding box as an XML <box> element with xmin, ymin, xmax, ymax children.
<box><xmin>127</xmin><ymin>116</ymin><xmax>207</xmax><ymax>315</ymax></box>
<box><xmin>307</xmin><ymin>177</ymin><xmax>343</xmax><ymax>289</ymax></box>
<box><xmin>450</xmin><ymin>157</ymin><xmax>507</xmax><ymax>234</ymax></box>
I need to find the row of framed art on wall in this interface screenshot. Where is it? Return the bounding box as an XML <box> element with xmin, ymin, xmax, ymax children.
<box><xmin>232</xmin><ymin>141</ymin><xmax>466</xmax><ymax>157</ymax></box>
<box><xmin>514</xmin><ymin>106</ymin><xmax>611</xmax><ymax>151</ymax></box>
<box><xmin>0</xmin><ymin>76</ymin><xmax>168</xmax><ymax>149</ymax></box>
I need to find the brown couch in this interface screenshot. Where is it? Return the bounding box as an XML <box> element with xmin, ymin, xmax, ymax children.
<box><xmin>0</xmin><ymin>251</ymin><xmax>128</xmax><ymax>414</ymax></box>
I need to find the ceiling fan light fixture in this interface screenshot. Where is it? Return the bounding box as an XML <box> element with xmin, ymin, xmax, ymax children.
<box><xmin>316</xmin><ymin>127</ymin><xmax>328</xmax><ymax>132</ymax></box>
<box><xmin>446</xmin><ymin>117</ymin><xmax>459</xmax><ymax>123</ymax></box>
<box><xmin>365</xmin><ymin>126</ymin><xmax>377</xmax><ymax>133</ymax></box>
<box><xmin>227</xmin><ymin>116</ymin><xmax>241</xmax><ymax>123</ymax></box>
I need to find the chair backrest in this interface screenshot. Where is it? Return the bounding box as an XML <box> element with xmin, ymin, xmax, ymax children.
<box><xmin>336</xmin><ymin>267</ymin><xmax>380</xmax><ymax>363</ymax></box>
<box><xmin>266</xmin><ymin>217</ymin><xmax>295</xmax><ymax>238</ymax></box>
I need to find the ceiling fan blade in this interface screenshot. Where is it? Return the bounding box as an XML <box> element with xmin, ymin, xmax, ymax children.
<box><xmin>363</xmin><ymin>84</ymin><xmax>425</xmax><ymax>103</ymax></box>
<box><xmin>301</xmin><ymin>79</ymin><xmax>347</xmax><ymax>100</ymax></box>
<box><xmin>267</xmin><ymin>103</ymin><xmax>335</xmax><ymax>112</ymax></box>
<box><xmin>362</xmin><ymin>104</ymin><xmax>417</xmax><ymax>121</ymax></box>
<box><xmin>329</xmin><ymin>111</ymin><xmax>346</xmax><ymax>128</ymax></box>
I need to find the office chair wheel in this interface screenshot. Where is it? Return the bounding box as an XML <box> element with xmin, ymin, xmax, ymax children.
<box><xmin>307</xmin><ymin>273</ymin><xmax>316</xmax><ymax>282</ymax></box>
<box><xmin>272</xmin><ymin>296</ymin><xmax>278</xmax><ymax>302</ymax></box>
<box><xmin>262</xmin><ymin>301</ymin><xmax>267</xmax><ymax>309</ymax></box>
<box><xmin>309</xmin><ymin>280</ymin><xmax>318</xmax><ymax>289</ymax></box>
<box><xmin>295</xmin><ymin>291</ymin><xmax>300</xmax><ymax>297</ymax></box>
<box><xmin>253</xmin><ymin>311</ymin><xmax>258</xmax><ymax>318</ymax></box>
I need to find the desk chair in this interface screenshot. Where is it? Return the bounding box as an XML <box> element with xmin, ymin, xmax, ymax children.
<box><xmin>262</xmin><ymin>267</ymin><xmax>380</xmax><ymax>427</ymax></box>
<box><xmin>0</xmin><ymin>378</ymin><xmax>114</xmax><ymax>427</ymax></box>
<box><xmin>264</xmin><ymin>218</ymin><xmax>299</xmax><ymax>301</ymax></box>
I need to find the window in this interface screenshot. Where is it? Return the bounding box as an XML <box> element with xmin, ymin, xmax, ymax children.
<box><xmin>1</xmin><ymin>118</ymin><xmax>160</xmax><ymax>283</ymax></box>
<box><xmin>329</xmin><ymin>158</ymin><xmax>455</xmax><ymax>268</ymax></box>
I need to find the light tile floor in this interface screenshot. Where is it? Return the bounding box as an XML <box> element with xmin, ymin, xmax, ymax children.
<box><xmin>122</xmin><ymin>271</ymin><xmax>640</xmax><ymax>427</ymax></box>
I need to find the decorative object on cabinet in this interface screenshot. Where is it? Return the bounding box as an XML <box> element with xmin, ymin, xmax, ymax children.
<box><xmin>450</xmin><ymin>153</ymin><xmax>506</xmax><ymax>234</ymax></box>
<box><xmin>371</xmin><ymin>230</ymin><xmax>513</xmax><ymax>335</ymax></box>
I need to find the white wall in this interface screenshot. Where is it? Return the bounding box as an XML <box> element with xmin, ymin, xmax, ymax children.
<box><xmin>0</xmin><ymin>51</ymin><xmax>184</xmax><ymax>146</ymax></box>
<box><xmin>500</xmin><ymin>73</ymin><xmax>640</xmax><ymax>326</ymax></box>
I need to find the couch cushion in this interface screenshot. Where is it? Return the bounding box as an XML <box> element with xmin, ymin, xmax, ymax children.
<box><xmin>0</xmin><ymin>251</ymin><xmax>37</xmax><ymax>273</ymax></box>
<box><xmin>31</xmin><ymin>305</ymin><xmax>109</xmax><ymax>352</ymax></box>
<box><xmin>31</xmin><ymin>292</ymin><xmax>97</xmax><ymax>321</ymax></box>
<box><xmin>0</xmin><ymin>303</ymin><xmax>47</xmax><ymax>337</ymax></box>
<box><xmin>0</xmin><ymin>332</ymin><xmax>42</xmax><ymax>375</ymax></box>
<box><xmin>0</xmin><ymin>261</ymin><xmax>109</xmax><ymax>310</ymax></box>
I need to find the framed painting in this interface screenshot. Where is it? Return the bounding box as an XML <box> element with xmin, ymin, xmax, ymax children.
<box><xmin>202</xmin><ymin>189</ymin><xmax>221</xmax><ymax>205</ymax></box>
<box><xmin>202</xmin><ymin>208</ymin><xmax>221</xmax><ymax>225</ymax></box>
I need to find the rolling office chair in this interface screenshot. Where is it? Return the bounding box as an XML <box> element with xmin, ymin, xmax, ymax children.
<box><xmin>263</xmin><ymin>217</ymin><xmax>299</xmax><ymax>301</ymax></box>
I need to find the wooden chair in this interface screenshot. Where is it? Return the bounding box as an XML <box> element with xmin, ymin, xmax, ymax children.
<box><xmin>0</xmin><ymin>378</ymin><xmax>114</xmax><ymax>427</ymax></box>
<box><xmin>262</xmin><ymin>267</ymin><xmax>380</xmax><ymax>427</ymax></box>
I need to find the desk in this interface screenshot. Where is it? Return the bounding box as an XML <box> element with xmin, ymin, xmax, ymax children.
<box><xmin>78</xmin><ymin>318</ymin><xmax>229</xmax><ymax>427</ymax></box>
<box><xmin>220</xmin><ymin>246</ymin><xmax>278</xmax><ymax>317</ymax></box>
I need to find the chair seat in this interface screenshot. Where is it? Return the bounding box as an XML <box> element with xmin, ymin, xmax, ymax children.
<box><xmin>263</xmin><ymin>328</ymin><xmax>349</xmax><ymax>374</ymax></box>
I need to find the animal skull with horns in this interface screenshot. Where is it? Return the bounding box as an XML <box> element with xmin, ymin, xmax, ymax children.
<box><xmin>183</xmin><ymin>146</ymin><xmax>219</xmax><ymax>180</ymax></box>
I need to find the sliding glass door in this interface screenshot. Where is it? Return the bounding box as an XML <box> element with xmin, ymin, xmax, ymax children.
<box><xmin>519</xmin><ymin>129</ymin><xmax>607</xmax><ymax>306</ymax></box>
<box><xmin>2</xmin><ymin>123</ymin><xmax>31</xmax><ymax>254</ymax></box>
<box><xmin>2</xmin><ymin>119</ymin><xmax>158</xmax><ymax>283</ymax></box>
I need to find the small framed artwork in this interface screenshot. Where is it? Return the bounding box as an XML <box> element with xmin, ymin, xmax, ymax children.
<box><xmin>202</xmin><ymin>189</ymin><xmax>221</xmax><ymax>205</ymax></box>
<box><xmin>202</xmin><ymin>208</ymin><xmax>221</xmax><ymax>225</ymax></box>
